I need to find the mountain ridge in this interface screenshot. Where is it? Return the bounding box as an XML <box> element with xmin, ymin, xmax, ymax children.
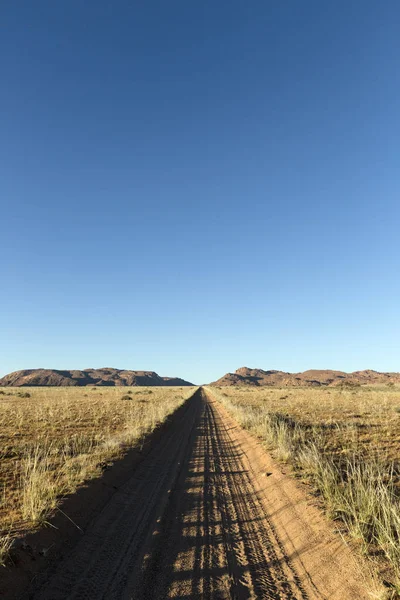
<box><xmin>2</xmin><ymin>366</ymin><xmax>400</xmax><ymax>388</ymax></box>
<box><xmin>211</xmin><ymin>367</ymin><xmax>400</xmax><ymax>387</ymax></box>
<box><xmin>0</xmin><ymin>368</ymin><xmax>193</xmax><ymax>387</ymax></box>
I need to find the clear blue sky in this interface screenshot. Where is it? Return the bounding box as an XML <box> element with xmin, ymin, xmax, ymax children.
<box><xmin>1</xmin><ymin>1</ymin><xmax>399</xmax><ymax>384</ymax></box>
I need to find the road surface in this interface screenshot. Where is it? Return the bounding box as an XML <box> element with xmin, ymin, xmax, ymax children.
<box><xmin>28</xmin><ymin>388</ymin><xmax>371</xmax><ymax>600</ymax></box>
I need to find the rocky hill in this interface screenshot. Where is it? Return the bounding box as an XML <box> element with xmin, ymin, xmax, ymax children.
<box><xmin>0</xmin><ymin>368</ymin><xmax>193</xmax><ymax>387</ymax></box>
<box><xmin>211</xmin><ymin>367</ymin><xmax>400</xmax><ymax>387</ymax></box>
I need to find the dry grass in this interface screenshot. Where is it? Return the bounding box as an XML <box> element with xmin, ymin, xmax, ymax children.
<box><xmin>207</xmin><ymin>385</ymin><xmax>400</xmax><ymax>594</ymax></box>
<box><xmin>0</xmin><ymin>385</ymin><xmax>195</xmax><ymax>562</ymax></box>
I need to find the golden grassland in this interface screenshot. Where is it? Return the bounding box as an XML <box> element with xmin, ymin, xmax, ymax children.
<box><xmin>207</xmin><ymin>384</ymin><xmax>400</xmax><ymax>594</ymax></box>
<box><xmin>0</xmin><ymin>385</ymin><xmax>196</xmax><ymax>563</ymax></box>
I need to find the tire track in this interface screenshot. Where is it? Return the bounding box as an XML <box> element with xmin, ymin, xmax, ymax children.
<box><xmin>205</xmin><ymin>400</ymin><xmax>307</xmax><ymax>599</ymax></box>
<box><xmin>126</xmin><ymin>391</ymin><xmax>307</xmax><ymax>599</ymax></box>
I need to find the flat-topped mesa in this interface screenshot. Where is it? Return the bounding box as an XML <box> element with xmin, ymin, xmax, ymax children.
<box><xmin>0</xmin><ymin>368</ymin><xmax>194</xmax><ymax>387</ymax></box>
<box><xmin>211</xmin><ymin>367</ymin><xmax>400</xmax><ymax>387</ymax></box>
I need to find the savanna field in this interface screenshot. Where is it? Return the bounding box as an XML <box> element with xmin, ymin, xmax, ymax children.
<box><xmin>207</xmin><ymin>384</ymin><xmax>400</xmax><ymax>590</ymax></box>
<box><xmin>0</xmin><ymin>386</ymin><xmax>196</xmax><ymax>562</ymax></box>
<box><xmin>0</xmin><ymin>384</ymin><xmax>400</xmax><ymax>596</ymax></box>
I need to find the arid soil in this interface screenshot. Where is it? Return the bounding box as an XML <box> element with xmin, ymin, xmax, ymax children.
<box><xmin>7</xmin><ymin>388</ymin><xmax>374</xmax><ymax>599</ymax></box>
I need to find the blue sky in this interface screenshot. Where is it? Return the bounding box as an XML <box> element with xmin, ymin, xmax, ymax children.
<box><xmin>1</xmin><ymin>1</ymin><xmax>399</xmax><ymax>384</ymax></box>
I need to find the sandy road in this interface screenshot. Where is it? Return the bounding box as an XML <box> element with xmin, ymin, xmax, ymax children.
<box><xmin>28</xmin><ymin>388</ymin><xmax>371</xmax><ymax>600</ymax></box>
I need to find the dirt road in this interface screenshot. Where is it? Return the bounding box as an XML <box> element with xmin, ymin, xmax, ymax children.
<box><xmin>26</xmin><ymin>388</ymin><xmax>372</xmax><ymax>600</ymax></box>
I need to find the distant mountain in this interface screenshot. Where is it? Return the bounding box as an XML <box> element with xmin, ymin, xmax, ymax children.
<box><xmin>211</xmin><ymin>367</ymin><xmax>400</xmax><ymax>387</ymax></box>
<box><xmin>0</xmin><ymin>368</ymin><xmax>193</xmax><ymax>387</ymax></box>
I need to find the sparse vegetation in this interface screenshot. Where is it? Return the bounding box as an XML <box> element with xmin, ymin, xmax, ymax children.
<box><xmin>0</xmin><ymin>386</ymin><xmax>195</xmax><ymax>561</ymax></box>
<box><xmin>207</xmin><ymin>385</ymin><xmax>400</xmax><ymax>591</ymax></box>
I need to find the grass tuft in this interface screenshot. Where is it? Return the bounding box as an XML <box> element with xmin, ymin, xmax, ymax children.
<box><xmin>208</xmin><ymin>385</ymin><xmax>400</xmax><ymax>589</ymax></box>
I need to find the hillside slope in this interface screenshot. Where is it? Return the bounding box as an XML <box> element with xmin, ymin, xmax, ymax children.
<box><xmin>0</xmin><ymin>368</ymin><xmax>193</xmax><ymax>387</ymax></box>
<box><xmin>211</xmin><ymin>367</ymin><xmax>400</xmax><ymax>387</ymax></box>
